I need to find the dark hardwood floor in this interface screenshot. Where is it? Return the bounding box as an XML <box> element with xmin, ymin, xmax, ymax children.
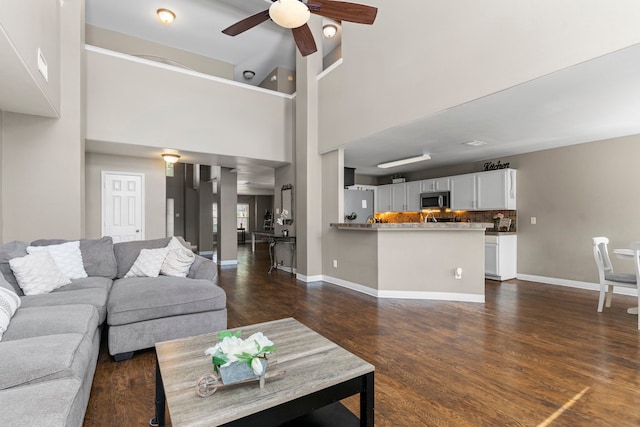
<box><xmin>84</xmin><ymin>243</ymin><xmax>640</xmax><ymax>426</ymax></box>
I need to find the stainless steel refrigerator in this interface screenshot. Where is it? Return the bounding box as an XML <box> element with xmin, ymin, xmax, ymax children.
<box><xmin>343</xmin><ymin>189</ymin><xmax>374</xmax><ymax>224</ymax></box>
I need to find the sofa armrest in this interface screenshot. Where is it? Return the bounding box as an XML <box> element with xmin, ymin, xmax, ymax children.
<box><xmin>188</xmin><ymin>255</ymin><xmax>217</xmax><ymax>281</ymax></box>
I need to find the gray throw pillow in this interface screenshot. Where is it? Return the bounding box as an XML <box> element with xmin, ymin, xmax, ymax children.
<box><xmin>30</xmin><ymin>237</ymin><xmax>117</xmax><ymax>279</ymax></box>
<box><xmin>0</xmin><ymin>241</ymin><xmax>28</xmax><ymax>295</ymax></box>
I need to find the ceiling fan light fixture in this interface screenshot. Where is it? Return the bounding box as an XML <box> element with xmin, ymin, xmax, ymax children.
<box><xmin>377</xmin><ymin>154</ymin><xmax>431</xmax><ymax>169</ymax></box>
<box><xmin>322</xmin><ymin>23</ymin><xmax>338</xmax><ymax>38</ymax></box>
<box><xmin>269</xmin><ymin>0</ymin><xmax>310</xmax><ymax>29</ymax></box>
<box><xmin>162</xmin><ymin>153</ymin><xmax>180</xmax><ymax>164</ymax></box>
<box><xmin>157</xmin><ymin>8</ymin><xmax>176</xmax><ymax>24</ymax></box>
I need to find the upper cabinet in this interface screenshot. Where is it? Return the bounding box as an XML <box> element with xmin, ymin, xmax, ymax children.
<box><xmin>376</xmin><ymin>184</ymin><xmax>393</xmax><ymax>212</ymax></box>
<box><xmin>421</xmin><ymin>177</ymin><xmax>450</xmax><ymax>193</ymax></box>
<box><xmin>405</xmin><ymin>181</ymin><xmax>422</xmax><ymax>211</ymax></box>
<box><xmin>450</xmin><ymin>169</ymin><xmax>517</xmax><ymax>211</ymax></box>
<box><xmin>0</xmin><ymin>0</ymin><xmax>61</xmax><ymax>117</ymax></box>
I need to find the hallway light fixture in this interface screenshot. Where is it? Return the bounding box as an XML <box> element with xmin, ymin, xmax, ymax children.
<box><xmin>157</xmin><ymin>8</ymin><xmax>176</xmax><ymax>24</ymax></box>
<box><xmin>377</xmin><ymin>154</ymin><xmax>431</xmax><ymax>169</ymax></box>
<box><xmin>162</xmin><ymin>153</ymin><xmax>180</xmax><ymax>164</ymax></box>
<box><xmin>322</xmin><ymin>23</ymin><xmax>338</xmax><ymax>38</ymax></box>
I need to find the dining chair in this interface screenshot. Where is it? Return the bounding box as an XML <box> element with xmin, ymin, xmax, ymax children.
<box><xmin>592</xmin><ymin>237</ymin><xmax>637</xmax><ymax>312</ymax></box>
<box><xmin>628</xmin><ymin>242</ymin><xmax>640</xmax><ymax>329</ymax></box>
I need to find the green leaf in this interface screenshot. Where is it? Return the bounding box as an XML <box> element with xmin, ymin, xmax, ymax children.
<box><xmin>218</xmin><ymin>329</ymin><xmax>242</xmax><ymax>339</ymax></box>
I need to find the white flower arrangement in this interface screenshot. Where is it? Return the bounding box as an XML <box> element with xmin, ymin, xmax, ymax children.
<box><xmin>204</xmin><ymin>330</ymin><xmax>276</xmax><ymax>376</ymax></box>
<box><xmin>276</xmin><ymin>209</ymin><xmax>289</xmax><ymax>226</ymax></box>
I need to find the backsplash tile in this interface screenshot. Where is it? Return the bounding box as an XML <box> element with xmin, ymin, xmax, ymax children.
<box><xmin>374</xmin><ymin>210</ymin><xmax>517</xmax><ymax>232</ymax></box>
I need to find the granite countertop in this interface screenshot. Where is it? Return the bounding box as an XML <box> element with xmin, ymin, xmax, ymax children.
<box><xmin>485</xmin><ymin>231</ymin><xmax>518</xmax><ymax>235</ymax></box>
<box><xmin>330</xmin><ymin>222</ymin><xmax>494</xmax><ymax>230</ymax></box>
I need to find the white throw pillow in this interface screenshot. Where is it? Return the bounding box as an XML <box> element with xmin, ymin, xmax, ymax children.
<box><xmin>124</xmin><ymin>247</ymin><xmax>170</xmax><ymax>278</ymax></box>
<box><xmin>0</xmin><ymin>287</ymin><xmax>21</xmax><ymax>341</ymax></box>
<box><xmin>9</xmin><ymin>251</ymin><xmax>71</xmax><ymax>296</ymax></box>
<box><xmin>27</xmin><ymin>241</ymin><xmax>87</xmax><ymax>280</ymax></box>
<box><xmin>161</xmin><ymin>237</ymin><xmax>196</xmax><ymax>277</ymax></box>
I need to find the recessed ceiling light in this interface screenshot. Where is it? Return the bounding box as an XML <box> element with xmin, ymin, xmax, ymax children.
<box><xmin>377</xmin><ymin>154</ymin><xmax>431</xmax><ymax>169</ymax></box>
<box><xmin>322</xmin><ymin>24</ymin><xmax>338</xmax><ymax>38</ymax></box>
<box><xmin>157</xmin><ymin>8</ymin><xmax>176</xmax><ymax>24</ymax></box>
<box><xmin>464</xmin><ymin>140</ymin><xmax>488</xmax><ymax>147</ymax></box>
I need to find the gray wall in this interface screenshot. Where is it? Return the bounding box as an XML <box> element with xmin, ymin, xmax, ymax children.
<box><xmin>0</xmin><ymin>0</ymin><xmax>84</xmax><ymax>243</ymax></box>
<box><xmin>85</xmin><ymin>152</ymin><xmax>166</xmax><ymax>240</ymax></box>
<box><xmin>85</xmin><ymin>25</ymin><xmax>234</xmax><ymax>79</ymax></box>
<box><xmin>255</xmin><ymin>195</ymin><xmax>274</xmax><ymax>232</ymax></box>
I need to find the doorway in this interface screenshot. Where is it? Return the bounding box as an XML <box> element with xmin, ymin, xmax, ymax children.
<box><xmin>102</xmin><ymin>171</ymin><xmax>145</xmax><ymax>242</ymax></box>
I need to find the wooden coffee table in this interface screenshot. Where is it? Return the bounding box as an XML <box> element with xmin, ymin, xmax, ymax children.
<box><xmin>152</xmin><ymin>317</ymin><xmax>375</xmax><ymax>426</ymax></box>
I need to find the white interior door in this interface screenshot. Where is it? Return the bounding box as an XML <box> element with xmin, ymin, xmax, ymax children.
<box><xmin>102</xmin><ymin>172</ymin><xmax>145</xmax><ymax>242</ymax></box>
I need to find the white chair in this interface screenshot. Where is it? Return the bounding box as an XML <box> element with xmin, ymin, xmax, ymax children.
<box><xmin>628</xmin><ymin>242</ymin><xmax>640</xmax><ymax>329</ymax></box>
<box><xmin>592</xmin><ymin>237</ymin><xmax>637</xmax><ymax>312</ymax></box>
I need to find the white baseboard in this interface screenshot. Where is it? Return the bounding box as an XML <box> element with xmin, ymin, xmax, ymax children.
<box><xmin>321</xmin><ymin>275</ymin><xmax>484</xmax><ymax>302</ymax></box>
<box><xmin>216</xmin><ymin>260</ymin><xmax>238</xmax><ymax>266</ymax></box>
<box><xmin>296</xmin><ymin>273</ymin><xmax>322</xmax><ymax>283</ymax></box>
<box><xmin>516</xmin><ymin>274</ymin><xmax>638</xmax><ymax>297</ymax></box>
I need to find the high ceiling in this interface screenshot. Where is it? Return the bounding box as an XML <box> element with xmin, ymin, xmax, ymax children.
<box><xmin>85</xmin><ymin>1</ymin><xmax>640</xmax><ymax>192</ymax></box>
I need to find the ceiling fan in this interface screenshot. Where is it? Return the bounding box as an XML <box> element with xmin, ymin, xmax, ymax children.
<box><xmin>222</xmin><ymin>0</ymin><xmax>378</xmax><ymax>57</ymax></box>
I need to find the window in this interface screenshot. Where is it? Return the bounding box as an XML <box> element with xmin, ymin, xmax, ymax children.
<box><xmin>237</xmin><ymin>203</ymin><xmax>249</xmax><ymax>230</ymax></box>
<box><xmin>212</xmin><ymin>203</ymin><xmax>250</xmax><ymax>231</ymax></box>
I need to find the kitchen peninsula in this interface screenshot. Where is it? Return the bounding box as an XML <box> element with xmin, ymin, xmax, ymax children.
<box><xmin>327</xmin><ymin>222</ymin><xmax>493</xmax><ymax>302</ymax></box>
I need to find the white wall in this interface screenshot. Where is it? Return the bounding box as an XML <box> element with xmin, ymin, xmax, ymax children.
<box><xmin>85</xmin><ymin>153</ymin><xmax>166</xmax><ymax>240</ymax></box>
<box><xmin>318</xmin><ymin>0</ymin><xmax>640</xmax><ymax>151</ymax></box>
<box><xmin>85</xmin><ymin>47</ymin><xmax>294</xmax><ymax>164</ymax></box>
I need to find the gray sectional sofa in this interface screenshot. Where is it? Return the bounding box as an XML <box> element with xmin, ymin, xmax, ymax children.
<box><xmin>0</xmin><ymin>236</ymin><xmax>227</xmax><ymax>426</ymax></box>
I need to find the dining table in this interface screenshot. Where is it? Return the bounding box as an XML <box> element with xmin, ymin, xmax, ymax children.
<box><xmin>612</xmin><ymin>248</ymin><xmax>638</xmax><ymax>315</ymax></box>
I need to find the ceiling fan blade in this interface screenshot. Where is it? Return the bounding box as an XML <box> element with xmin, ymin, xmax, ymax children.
<box><xmin>308</xmin><ymin>0</ymin><xmax>378</xmax><ymax>25</ymax></box>
<box><xmin>292</xmin><ymin>24</ymin><xmax>317</xmax><ymax>57</ymax></box>
<box><xmin>222</xmin><ymin>10</ymin><xmax>271</xmax><ymax>36</ymax></box>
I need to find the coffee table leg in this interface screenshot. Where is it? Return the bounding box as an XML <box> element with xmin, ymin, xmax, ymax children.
<box><xmin>360</xmin><ymin>371</ymin><xmax>374</xmax><ymax>427</ymax></box>
<box><xmin>150</xmin><ymin>361</ymin><xmax>166</xmax><ymax>427</ymax></box>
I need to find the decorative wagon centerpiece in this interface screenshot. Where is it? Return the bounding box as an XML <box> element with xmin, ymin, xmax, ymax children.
<box><xmin>196</xmin><ymin>330</ymin><xmax>282</xmax><ymax>397</ymax></box>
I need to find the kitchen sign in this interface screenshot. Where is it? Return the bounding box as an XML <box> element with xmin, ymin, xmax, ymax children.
<box><xmin>483</xmin><ymin>160</ymin><xmax>510</xmax><ymax>171</ymax></box>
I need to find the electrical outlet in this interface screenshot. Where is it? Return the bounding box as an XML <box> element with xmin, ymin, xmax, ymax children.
<box><xmin>333</xmin><ymin>259</ymin><xmax>338</xmax><ymax>268</ymax></box>
<box><xmin>454</xmin><ymin>267</ymin><xmax>463</xmax><ymax>279</ymax></box>
<box><xmin>531</xmin><ymin>217</ymin><xmax>537</xmax><ymax>225</ymax></box>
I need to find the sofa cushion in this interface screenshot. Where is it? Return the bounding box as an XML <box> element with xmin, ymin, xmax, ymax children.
<box><xmin>9</xmin><ymin>251</ymin><xmax>71</xmax><ymax>295</ymax></box>
<box><xmin>114</xmin><ymin>237</ymin><xmax>171</xmax><ymax>279</ymax></box>
<box><xmin>0</xmin><ymin>378</ymin><xmax>84</xmax><ymax>427</ymax></box>
<box><xmin>0</xmin><ymin>241</ymin><xmax>28</xmax><ymax>295</ymax></box>
<box><xmin>0</xmin><ymin>287</ymin><xmax>20</xmax><ymax>341</ymax></box>
<box><xmin>107</xmin><ymin>276</ymin><xmax>227</xmax><ymax>325</ymax></box>
<box><xmin>161</xmin><ymin>236</ymin><xmax>196</xmax><ymax>277</ymax></box>
<box><xmin>1</xmin><ymin>304</ymin><xmax>99</xmax><ymax>342</ymax></box>
<box><xmin>27</xmin><ymin>241</ymin><xmax>87</xmax><ymax>280</ymax></box>
<box><xmin>55</xmin><ymin>276</ymin><xmax>113</xmax><ymax>293</ymax></box>
<box><xmin>20</xmin><ymin>288</ymin><xmax>108</xmax><ymax>324</ymax></box>
<box><xmin>0</xmin><ymin>333</ymin><xmax>92</xmax><ymax>390</ymax></box>
<box><xmin>124</xmin><ymin>247</ymin><xmax>169</xmax><ymax>278</ymax></box>
<box><xmin>31</xmin><ymin>237</ymin><xmax>117</xmax><ymax>278</ymax></box>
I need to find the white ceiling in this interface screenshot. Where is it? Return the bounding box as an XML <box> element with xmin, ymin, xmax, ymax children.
<box><xmin>85</xmin><ymin>1</ymin><xmax>640</xmax><ymax>191</ymax></box>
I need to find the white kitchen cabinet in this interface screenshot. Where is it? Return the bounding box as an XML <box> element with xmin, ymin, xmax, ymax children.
<box><xmin>421</xmin><ymin>177</ymin><xmax>450</xmax><ymax>192</ymax></box>
<box><xmin>450</xmin><ymin>169</ymin><xmax>517</xmax><ymax>211</ymax></box>
<box><xmin>391</xmin><ymin>183</ymin><xmax>406</xmax><ymax>211</ymax></box>
<box><xmin>477</xmin><ymin>169</ymin><xmax>517</xmax><ymax>210</ymax></box>
<box><xmin>484</xmin><ymin>234</ymin><xmax>517</xmax><ymax>280</ymax></box>
<box><xmin>450</xmin><ymin>174</ymin><xmax>477</xmax><ymax>210</ymax></box>
<box><xmin>376</xmin><ymin>184</ymin><xmax>392</xmax><ymax>212</ymax></box>
<box><xmin>405</xmin><ymin>181</ymin><xmax>422</xmax><ymax>211</ymax></box>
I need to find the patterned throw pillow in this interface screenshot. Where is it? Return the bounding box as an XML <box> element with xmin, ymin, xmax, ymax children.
<box><xmin>27</xmin><ymin>241</ymin><xmax>88</xmax><ymax>280</ymax></box>
<box><xmin>9</xmin><ymin>251</ymin><xmax>71</xmax><ymax>296</ymax></box>
<box><xmin>161</xmin><ymin>237</ymin><xmax>196</xmax><ymax>277</ymax></box>
<box><xmin>0</xmin><ymin>287</ymin><xmax>21</xmax><ymax>341</ymax></box>
<box><xmin>124</xmin><ymin>247</ymin><xmax>170</xmax><ymax>278</ymax></box>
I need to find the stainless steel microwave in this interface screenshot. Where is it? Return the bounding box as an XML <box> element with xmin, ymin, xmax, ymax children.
<box><xmin>420</xmin><ymin>191</ymin><xmax>450</xmax><ymax>209</ymax></box>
